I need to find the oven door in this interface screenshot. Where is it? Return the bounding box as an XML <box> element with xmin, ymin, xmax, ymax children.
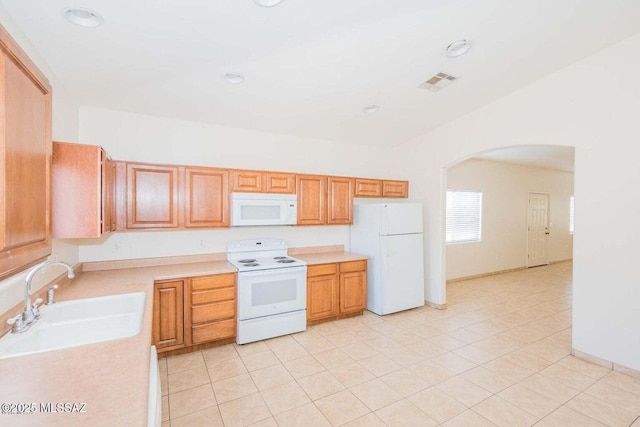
<box><xmin>237</xmin><ymin>266</ymin><xmax>307</xmax><ymax>320</ymax></box>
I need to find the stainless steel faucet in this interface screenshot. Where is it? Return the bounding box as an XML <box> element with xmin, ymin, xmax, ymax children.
<box><xmin>7</xmin><ymin>261</ymin><xmax>75</xmax><ymax>333</ymax></box>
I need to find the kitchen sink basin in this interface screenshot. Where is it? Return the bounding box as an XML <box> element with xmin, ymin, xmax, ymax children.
<box><xmin>0</xmin><ymin>292</ymin><xmax>145</xmax><ymax>360</ymax></box>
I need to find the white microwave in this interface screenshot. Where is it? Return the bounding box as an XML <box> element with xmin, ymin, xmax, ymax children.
<box><xmin>231</xmin><ymin>193</ymin><xmax>297</xmax><ymax>226</ymax></box>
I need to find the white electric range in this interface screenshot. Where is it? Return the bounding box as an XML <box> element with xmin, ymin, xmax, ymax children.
<box><xmin>227</xmin><ymin>239</ymin><xmax>307</xmax><ymax>345</ymax></box>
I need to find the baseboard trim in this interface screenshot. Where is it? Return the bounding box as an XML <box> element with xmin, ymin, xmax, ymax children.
<box><xmin>572</xmin><ymin>349</ymin><xmax>640</xmax><ymax>378</ymax></box>
<box><xmin>447</xmin><ymin>259</ymin><xmax>573</xmax><ymax>283</ymax></box>
<box><xmin>426</xmin><ymin>301</ymin><xmax>447</xmax><ymax>310</ymax></box>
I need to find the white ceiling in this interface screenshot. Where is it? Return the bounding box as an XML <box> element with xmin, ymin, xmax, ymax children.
<box><xmin>2</xmin><ymin>0</ymin><xmax>640</xmax><ymax>152</ymax></box>
<box><xmin>476</xmin><ymin>145</ymin><xmax>575</xmax><ymax>173</ymax></box>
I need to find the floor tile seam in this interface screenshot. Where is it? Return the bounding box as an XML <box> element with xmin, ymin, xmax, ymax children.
<box><xmin>586</xmin><ymin>376</ymin><xmax>640</xmax><ymax>405</ymax></box>
<box><xmin>555</xmin><ymin>355</ymin><xmax>614</xmax><ymax>381</ymax></box>
<box><xmin>516</xmin><ymin>374</ymin><xmax>582</xmax><ymax>405</ymax></box>
<box><xmin>166</xmin><ymin>385</ymin><xmax>217</xmax><ymax>421</ymax></box>
<box><xmin>470</xmin><ymin>393</ymin><xmax>543</xmax><ymax>424</ymax></box>
<box><xmin>552</xmin><ymin>394</ymin><xmax>631</xmax><ymax>427</ymax></box>
<box><xmin>564</xmin><ymin>390</ymin><xmax>638</xmax><ymax>424</ymax></box>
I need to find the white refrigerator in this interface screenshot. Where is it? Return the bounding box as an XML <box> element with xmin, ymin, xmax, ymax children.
<box><xmin>350</xmin><ymin>203</ymin><xmax>425</xmax><ymax>315</ymax></box>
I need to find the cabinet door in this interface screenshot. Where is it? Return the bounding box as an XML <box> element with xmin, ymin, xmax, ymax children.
<box><xmin>296</xmin><ymin>175</ymin><xmax>326</xmax><ymax>225</ymax></box>
<box><xmin>126</xmin><ymin>163</ymin><xmax>179</xmax><ymax>229</ymax></box>
<box><xmin>184</xmin><ymin>167</ymin><xmax>229</xmax><ymax>228</ymax></box>
<box><xmin>231</xmin><ymin>170</ymin><xmax>264</xmax><ymax>192</ymax></box>
<box><xmin>382</xmin><ymin>180</ymin><xmax>408</xmax><ymax>198</ymax></box>
<box><xmin>102</xmin><ymin>154</ymin><xmax>116</xmax><ymax>233</ymax></box>
<box><xmin>265</xmin><ymin>172</ymin><xmax>295</xmax><ymax>194</ymax></box>
<box><xmin>307</xmin><ymin>264</ymin><xmax>339</xmax><ymax>322</ymax></box>
<box><xmin>354</xmin><ymin>179</ymin><xmax>382</xmax><ymax>197</ymax></box>
<box><xmin>339</xmin><ymin>261</ymin><xmax>367</xmax><ymax>314</ymax></box>
<box><xmin>0</xmin><ymin>26</ymin><xmax>52</xmax><ymax>280</ymax></box>
<box><xmin>328</xmin><ymin>177</ymin><xmax>354</xmax><ymax>224</ymax></box>
<box><xmin>153</xmin><ymin>280</ymin><xmax>184</xmax><ymax>350</ymax></box>
<box><xmin>52</xmin><ymin>142</ymin><xmax>103</xmax><ymax>238</ymax></box>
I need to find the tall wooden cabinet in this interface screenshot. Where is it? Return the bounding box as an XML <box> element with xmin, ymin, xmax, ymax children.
<box><xmin>52</xmin><ymin>142</ymin><xmax>116</xmax><ymax>238</ymax></box>
<box><xmin>0</xmin><ymin>24</ymin><xmax>52</xmax><ymax>280</ymax></box>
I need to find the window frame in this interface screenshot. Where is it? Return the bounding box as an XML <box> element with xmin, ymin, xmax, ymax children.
<box><xmin>446</xmin><ymin>189</ymin><xmax>483</xmax><ymax>244</ymax></box>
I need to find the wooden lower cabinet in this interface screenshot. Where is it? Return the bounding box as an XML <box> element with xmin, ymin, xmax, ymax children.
<box><xmin>152</xmin><ymin>280</ymin><xmax>184</xmax><ymax>351</ymax></box>
<box><xmin>153</xmin><ymin>273</ymin><xmax>236</xmax><ymax>354</ymax></box>
<box><xmin>307</xmin><ymin>264</ymin><xmax>339</xmax><ymax>322</ymax></box>
<box><xmin>186</xmin><ymin>274</ymin><xmax>237</xmax><ymax>345</ymax></box>
<box><xmin>306</xmin><ymin>260</ymin><xmax>367</xmax><ymax>325</ymax></box>
<box><xmin>339</xmin><ymin>261</ymin><xmax>367</xmax><ymax>315</ymax></box>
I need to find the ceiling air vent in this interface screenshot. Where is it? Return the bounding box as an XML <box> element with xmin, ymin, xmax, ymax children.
<box><xmin>418</xmin><ymin>72</ymin><xmax>457</xmax><ymax>92</ymax></box>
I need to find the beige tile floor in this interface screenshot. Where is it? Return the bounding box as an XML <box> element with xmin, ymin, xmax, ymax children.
<box><xmin>160</xmin><ymin>262</ymin><xmax>640</xmax><ymax>426</ymax></box>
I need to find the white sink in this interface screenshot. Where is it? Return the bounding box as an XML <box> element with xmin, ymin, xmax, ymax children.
<box><xmin>0</xmin><ymin>292</ymin><xmax>145</xmax><ymax>360</ymax></box>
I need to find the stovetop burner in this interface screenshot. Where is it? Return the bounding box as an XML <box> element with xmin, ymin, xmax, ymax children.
<box><xmin>227</xmin><ymin>238</ymin><xmax>307</xmax><ymax>272</ymax></box>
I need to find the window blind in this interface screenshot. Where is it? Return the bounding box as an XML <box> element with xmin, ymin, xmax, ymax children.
<box><xmin>446</xmin><ymin>190</ymin><xmax>482</xmax><ymax>244</ymax></box>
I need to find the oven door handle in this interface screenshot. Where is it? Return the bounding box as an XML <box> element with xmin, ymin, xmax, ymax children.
<box><xmin>237</xmin><ymin>266</ymin><xmax>307</xmax><ymax>276</ymax></box>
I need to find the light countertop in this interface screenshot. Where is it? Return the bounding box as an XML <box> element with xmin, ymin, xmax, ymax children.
<box><xmin>0</xmin><ymin>260</ymin><xmax>235</xmax><ymax>427</ymax></box>
<box><xmin>296</xmin><ymin>251</ymin><xmax>368</xmax><ymax>265</ymax></box>
<box><xmin>0</xmin><ymin>251</ymin><xmax>365</xmax><ymax>426</ymax></box>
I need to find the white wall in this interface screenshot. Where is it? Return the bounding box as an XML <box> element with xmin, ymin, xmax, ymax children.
<box><xmin>389</xmin><ymin>32</ymin><xmax>640</xmax><ymax>370</ymax></box>
<box><xmin>0</xmin><ymin>8</ymin><xmax>80</xmax><ymax>313</ymax></box>
<box><xmin>446</xmin><ymin>159</ymin><xmax>573</xmax><ymax>280</ymax></box>
<box><xmin>76</xmin><ymin>107</ymin><xmax>396</xmax><ymax>262</ymax></box>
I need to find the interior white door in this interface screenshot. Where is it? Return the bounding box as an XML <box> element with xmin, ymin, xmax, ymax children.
<box><xmin>527</xmin><ymin>193</ymin><xmax>549</xmax><ymax>267</ymax></box>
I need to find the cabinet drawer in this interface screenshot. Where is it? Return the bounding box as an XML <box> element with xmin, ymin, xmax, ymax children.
<box><xmin>339</xmin><ymin>260</ymin><xmax>367</xmax><ymax>273</ymax></box>
<box><xmin>191</xmin><ymin>319</ymin><xmax>236</xmax><ymax>344</ymax></box>
<box><xmin>308</xmin><ymin>263</ymin><xmax>338</xmax><ymax>277</ymax></box>
<box><xmin>191</xmin><ymin>273</ymin><xmax>235</xmax><ymax>291</ymax></box>
<box><xmin>192</xmin><ymin>286</ymin><xmax>235</xmax><ymax>305</ymax></box>
<box><xmin>192</xmin><ymin>300</ymin><xmax>235</xmax><ymax>324</ymax></box>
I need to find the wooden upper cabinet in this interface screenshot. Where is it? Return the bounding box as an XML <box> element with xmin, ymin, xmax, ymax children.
<box><xmin>231</xmin><ymin>169</ymin><xmax>295</xmax><ymax>194</ymax></box>
<box><xmin>296</xmin><ymin>174</ymin><xmax>327</xmax><ymax>225</ymax></box>
<box><xmin>126</xmin><ymin>163</ymin><xmax>179</xmax><ymax>229</ymax></box>
<box><xmin>184</xmin><ymin>167</ymin><xmax>229</xmax><ymax>228</ymax></box>
<box><xmin>382</xmin><ymin>180</ymin><xmax>409</xmax><ymax>198</ymax></box>
<box><xmin>231</xmin><ymin>170</ymin><xmax>263</xmax><ymax>192</ymax></box>
<box><xmin>103</xmin><ymin>156</ymin><xmax>116</xmax><ymax>233</ymax></box>
<box><xmin>52</xmin><ymin>142</ymin><xmax>115</xmax><ymax>238</ymax></box>
<box><xmin>354</xmin><ymin>179</ymin><xmax>382</xmax><ymax>197</ymax></box>
<box><xmin>327</xmin><ymin>177</ymin><xmax>354</xmax><ymax>224</ymax></box>
<box><xmin>0</xmin><ymin>24</ymin><xmax>52</xmax><ymax>280</ymax></box>
<box><xmin>265</xmin><ymin>172</ymin><xmax>295</xmax><ymax>194</ymax></box>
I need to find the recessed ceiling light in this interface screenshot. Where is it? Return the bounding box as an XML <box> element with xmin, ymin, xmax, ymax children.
<box><xmin>363</xmin><ymin>105</ymin><xmax>379</xmax><ymax>114</ymax></box>
<box><xmin>446</xmin><ymin>39</ymin><xmax>471</xmax><ymax>58</ymax></box>
<box><xmin>63</xmin><ymin>8</ymin><xmax>104</xmax><ymax>27</ymax></box>
<box><xmin>224</xmin><ymin>73</ymin><xmax>245</xmax><ymax>84</ymax></box>
<box><xmin>253</xmin><ymin>0</ymin><xmax>285</xmax><ymax>7</ymax></box>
